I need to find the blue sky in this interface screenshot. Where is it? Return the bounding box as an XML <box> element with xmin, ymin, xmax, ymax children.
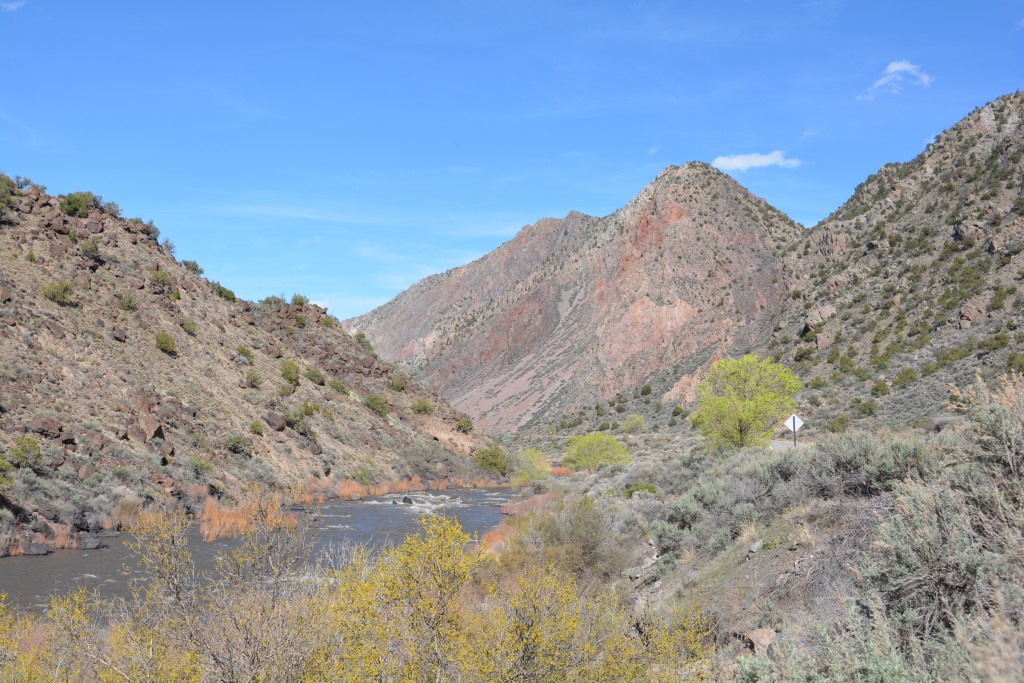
<box><xmin>2</xmin><ymin>2</ymin><xmax>1022</xmax><ymax>318</ymax></box>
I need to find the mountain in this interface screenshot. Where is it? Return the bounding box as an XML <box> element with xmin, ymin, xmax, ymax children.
<box><xmin>0</xmin><ymin>182</ymin><xmax>487</xmax><ymax>551</ymax></box>
<box><xmin>349</xmin><ymin>92</ymin><xmax>1024</xmax><ymax>438</ymax></box>
<box><xmin>762</xmin><ymin>90</ymin><xmax>1024</xmax><ymax>432</ymax></box>
<box><xmin>347</xmin><ymin>163</ymin><xmax>802</xmax><ymax>433</ymax></box>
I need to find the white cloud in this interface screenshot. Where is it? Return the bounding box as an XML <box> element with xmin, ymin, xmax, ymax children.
<box><xmin>1</xmin><ymin>1</ymin><xmax>26</xmax><ymax>11</ymax></box>
<box><xmin>800</xmin><ymin>127</ymin><xmax>821</xmax><ymax>141</ymax></box>
<box><xmin>712</xmin><ymin>150</ymin><xmax>802</xmax><ymax>172</ymax></box>
<box><xmin>1014</xmin><ymin>19</ymin><xmax>1024</xmax><ymax>31</ymax></box>
<box><xmin>859</xmin><ymin>60</ymin><xmax>933</xmax><ymax>100</ymax></box>
<box><xmin>647</xmin><ymin>146</ymin><xmax>659</xmax><ymax>156</ymax></box>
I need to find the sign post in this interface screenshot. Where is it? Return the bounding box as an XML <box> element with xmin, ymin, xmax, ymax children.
<box><xmin>784</xmin><ymin>413</ymin><xmax>804</xmax><ymax>448</ymax></box>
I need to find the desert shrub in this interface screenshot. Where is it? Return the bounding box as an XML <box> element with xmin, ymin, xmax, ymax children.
<box><xmin>826</xmin><ymin>414</ymin><xmax>850</xmax><ymax>433</ymax></box>
<box><xmin>212</xmin><ymin>282</ymin><xmax>236</xmax><ymax>302</ymax></box>
<box><xmin>180</xmin><ymin>318</ymin><xmax>197</xmax><ymax>336</ymax></box>
<box><xmin>25</xmin><ymin>249</ymin><xmax>36</xmax><ymax>262</ymax></box>
<box><xmin>182</xmin><ymin>259</ymin><xmax>203</xmax><ymax>275</ymax></box>
<box><xmin>563</xmin><ymin>433</ymin><xmax>631</xmax><ymax>470</ymax></box>
<box><xmin>871</xmin><ymin>380</ymin><xmax>890</xmax><ymax>397</ymax></box>
<box><xmin>455</xmin><ymin>417</ymin><xmax>473</xmax><ymax>433</ymax></box>
<box><xmin>43</xmin><ymin>280</ymin><xmax>74</xmax><ymax>306</ymax></box>
<box><xmin>295</xmin><ymin>314</ymin><xmax>307</xmax><ymax>328</ymax></box>
<box><xmin>119</xmin><ymin>292</ymin><xmax>137</xmax><ymax>311</ymax></box>
<box><xmin>304</xmin><ymin>367</ymin><xmax>325</xmax><ymax>385</ymax></box>
<box><xmin>809</xmin><ymin>377</ymin><xmax>828</xmax><ymax>390</ymax></box>
<box><xmin>245</xmin><ymin>369</ymin><xmax>261</xmax><ymax>388</ymax></box>
<box><xmin>280</xmin><ymin>360</ymin><xmax>300</xmax><ymax>386</ymax></box>
<box><xmin>225</xmin><ymin>435</ymin><xmax>255</xmax><ymax>456</ymax></box>
<box><xmin>187</xmin><ymin>455</ymin><xmax>213</xmax><ymax>479</ymax></box>
<box><xmin>892</xmin><ymin>368</ymin><xmax>919</xmax><ymax>388</ymax></box>
<box><xmin>389</xmin><ymin>376</ymin><xmax>406</xmax><ymax>392</ymax></box>
<box><xmin>80</xmin><ymin>236</ymin><xmax>101</xmax><ymax>259</ymax></box>
<box><xmin>411</xmin><ymin>398</ymin><xmax>433</xmax><ymax>415</ymax></box>
<box><xmin>851</xmin><ymin>397</ymin><xmax>879</xmax><ymax>416</ymax></box>
<box><xmin>625</xmin><ymin>482</ymin><xmax>657</xmax><ymax>498</ymax></box>
<box><xmin>364</xmin><ymin>394</ymin><xmax>388</xmax><ymax>417</ymax></box>
<box><xmin>290</xmin><ymin>294</ymin><xmax>309</xmax><ymax>306</ymax></box>
<box><xmin>641</xmin><ymin>383</ymin><xmax>653</xmax><ymax>396</ymax></box>
<box><xmin>320</xmin><ymin>316</ymin><xmax>335</xmax><ymax>328</ymax></box>
<box><xmin>3</xmin><ymin>436</ymin><xmax>43</xmax><ymax>471</ymax></box>
<box><xmin>249</xmin><ymin>420</ymin><xmax>264</xmax><ymax>436</ymax></box>
<box><xmin>59</xmin><ymin>191</ymin><xmax>99</xmax><ymax>217</ymax></box>
<box><xmin>474</xmin><ymin>443</ymin><xmax>509</xmax><ymax>477</ymax></box>
<box><xmin>261</xmin><ymin>295</ymin><xmax>285</xmax><ymax>306</ymax></box>
<box><xmin>328</xmin><ymin>378</ymin><xmax>348</xmax><ymax>394</ymax></box>
<box><xmin>155</xmin><ymin>331</ymin><xmax>177</xmax><ymax>355</ymax></box>
<box><xmin>150</xmin><ymin>269</ymin><xmax>173</xmax><ymax>290</ymax></box>
<box><xmin>354</xmin><ymin>331</ymin><xmax>374</xmax><ymax>353</ymax></box>
<box><xmin>620</xmin><ymin>413</ymin><xmax>647</xmax><ymax>433</ymax></box>
<box><xmin>1008</xmin><ymin>352</ymin><xmax>1024</xmax><ymax>374</ymax></box>
<box><xmin>236</xmin><ymin>345</ymin><xmax>254</xmax><ymax>363</ymax></box>
<box><xmin>805</xmin><ymin>432</ymin><xmax>933</xmax><ymax>498</ymax></box>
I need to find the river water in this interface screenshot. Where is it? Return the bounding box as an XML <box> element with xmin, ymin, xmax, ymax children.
<box><xmin>0</xmin><ymin>488</ymin><xmax>511</xmax><ymax>610</ymax></box>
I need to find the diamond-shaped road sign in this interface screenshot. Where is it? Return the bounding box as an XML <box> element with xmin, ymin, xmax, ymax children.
<box><xmin>785</xmin><ymin>414</ymin><xmax>804</xmax><ymax>432</ymax></box>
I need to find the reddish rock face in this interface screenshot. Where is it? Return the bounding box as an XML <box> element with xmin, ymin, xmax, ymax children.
<box><xmin>348</xmin><ymin>163</ymin><xmax>801</xmax><ymax>433</ymax></box>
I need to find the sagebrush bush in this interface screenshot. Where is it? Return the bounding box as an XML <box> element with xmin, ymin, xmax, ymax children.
<box><xmin>304</xmin><ymin>367</ymin><xmax>325</xmax><ymax>385</ymax></box>
<box><xmin>225</xmin><ymin>435</ymin><xmax>255</xmax><ymax>456</ymax></box>
<box><xmin>43</xmin><ymin>280</ymin><xmax>74</xmax><ymax>305</ymax></box>
<box><xmin>364</xmin><ymin>394</ymin><xmax>388</xmax><ymax>417</ymax></box>
<box><xmin>182</xmin><ymin>259</ymin><xmax>203</xmax><ymax>275</ymax></box>
<box><xmin>155</xmin><ymin>331</ymin><xmax>177</xmax><ymax>355</ymax></box>
<box><xmin>236</xmin><ymin>345</ymin><xmax>254</xmax><ymax>363</ymax></box>
<box><xmin>180</xmin><ymin>318</ymin><xmax>197</xmax><ymax>336</ymax></box>
<box><xmin>328</xmin><ymin>378</ymin><xmax>348</xmax><ymax>394</ymax></box>
<box><xmin>389</xmin><ymin>376</ymin><xmax>406</xmax><ymax>392</ymax></box>
<box><xmin>411</xmin><ymin>398</ymin><xmax>433</xmax><ymax>414</ymax></box>
<box><xmin>120</xmin><ymin>292</ymin><xmax>137</xmax><ymax>311</ymax></box>
<box><xmin>281</xmin><ymin>360</ymin><xmax>300</xmax><ymax>386</ymax></box>
<box><xmin>456</xmin><ymin>417</ymin><xmax>473</xmax><ymax>433</ymax></box>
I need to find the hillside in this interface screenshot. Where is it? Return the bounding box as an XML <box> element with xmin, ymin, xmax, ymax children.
<box><xmin>0</xmin><ymin>180</ymin><xmax>488</xmax><ymax>553</ymax></box>
<box><xmin>764</xmin><ymin>90</ymin><xmax>1024</xmax><ymax>435</ymax></box>
<box><xmin>347</xmin><ymin>163</ymin><xmax>802</xmax><ymax>433</ymax></box>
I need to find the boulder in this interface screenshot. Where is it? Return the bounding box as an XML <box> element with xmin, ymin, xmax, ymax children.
<box><xmin>139</xmin><ymin>415</ymin><xmax>164</xmax><ymax>441</ymax></box>
<box><xmin>745</xmin><ymin>628</ymin><xmax>776</xmax><ymax>656</ymax></box>
<box><xmin>112</xmin><ymin>328</ymin><xmax>127</xmax><ymax>343</ymax></box>
<box><xmin>21</xmin><ymin>543</ymin><xmax>53</xmax><ymax>556</ymax></box>
<box><xmin>264</xmin><ymin>412</ymin><xmax>287</xmax><ymax>432</ymax></box>
<box><xmin>30</xmin><ymin>416</ymin><xmax>62</xmax><ymax>439</ymax></box>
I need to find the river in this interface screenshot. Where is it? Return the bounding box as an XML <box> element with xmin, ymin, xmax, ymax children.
<box><xmin>0</xmin><ymin>488</ymin><xmax>511</xmax><ymax>610</ymax></box>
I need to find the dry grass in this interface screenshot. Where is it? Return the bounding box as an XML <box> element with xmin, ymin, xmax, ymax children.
<box><xmin>198</xmin><ymin>494</ymin><xmax>296</xmax><ymax>542</ymax></box>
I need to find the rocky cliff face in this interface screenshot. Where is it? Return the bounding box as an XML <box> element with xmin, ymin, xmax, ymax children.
<box><xmin>348</xmin><ymin>163</ymin><xmax>802</xmax><ymax>432</ymax></box>
<box><xmin>0</xmin><ymin>182</ymin><xmax>486</xmax><ymax>547</ymax></box>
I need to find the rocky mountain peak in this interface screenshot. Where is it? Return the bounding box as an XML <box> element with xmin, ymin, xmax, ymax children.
<box><xmin>348</xmin><ymin>161</ymin><xmax>800</xmax><ymax>433</ymax></box>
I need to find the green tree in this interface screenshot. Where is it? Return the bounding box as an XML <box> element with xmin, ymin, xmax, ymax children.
<box><xmin>620</xmin><ymin>413</ymin><xmax>647</xmax><ymax>433</ymax></box>
<box><xmin>563</xmin><ymin>432</ymin><xmax>631</xmax><ymax>470</ymax></box>
<box><xmin>690</xmin><ymin>354</ymin><xmax>801</xmax><ymax>447</ymax></box>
